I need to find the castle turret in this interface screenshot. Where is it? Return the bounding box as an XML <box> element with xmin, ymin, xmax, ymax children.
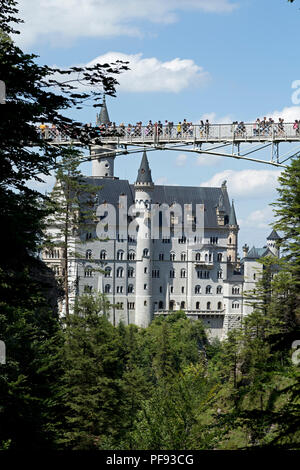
<box><xmin>227</xmin><ymin>200</ymin><xmax>239</xmax><ymax>263</ymax></box>
<box><xmin>91</xmin><ymin>95</ymin><xmax>116</xmax><ymax>178</ymax></box>
<box><xmin>266</xmin><ymin>229</ymin><xmax>280</xmax><ymax>257</ymax></box>
<box><xmin>134</xmin><ymin>151</ymin><xmax>154</xmax><ymax>327</ymax></box>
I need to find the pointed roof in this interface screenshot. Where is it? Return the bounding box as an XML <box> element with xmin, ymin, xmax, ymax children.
<box><xmin>98</xmin><ymin>95</ymin><xmax>110</xmax><ymax>125</ymax></box>
<box><xmin>246</xmin><ymin>246</ymin><xmax>273</xmax><ymax>259</ymax></box>
<box><xmin>229</xmin><ymin>200</ymin><xmax>238</xmax><ymax>225</ymax></box>
<box><xmin>135</xmin><ymin>151</ymin><xmax>154</xmax><ymax>186</ymax></box>
<box><xmin>267</xmin><ymin>229</ymin><xmax>281</xmax><ymax>241</ymax></box>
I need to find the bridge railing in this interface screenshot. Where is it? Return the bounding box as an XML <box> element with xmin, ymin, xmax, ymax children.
<box><xmin>37</xmin><ymin>122</ymin><xmax>300</xmax><ymax>144</ymax></box>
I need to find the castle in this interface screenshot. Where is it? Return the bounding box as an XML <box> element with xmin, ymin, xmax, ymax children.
<box><xmin>43</xmin><ymin>100</ymin><xmax>280</xmax><ymax>340</ymax></box>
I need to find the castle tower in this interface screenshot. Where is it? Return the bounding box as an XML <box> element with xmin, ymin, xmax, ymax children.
<box><xmin>227</xmin><ymin>200</ymin><xmax>239</xmax><ymax>263</ymax></box>
<box><xmin>134</xmin><ymin>151</ymin><xmax>154</xmax><ymax>328</ymax></box>
<box><xmin>266</xmin><ymin>229</ymin><xmax>280</xmax><ymax>257</ymax></box>
<box><xmin>91</xmin><ymin>95</ymin><xmax>116</xmax><ymax>178</ymax></box>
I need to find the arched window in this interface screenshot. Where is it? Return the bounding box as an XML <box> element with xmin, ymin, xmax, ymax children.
<box><xmin>104</xmin><ymin>267</ymin><xmax>111</xmax><ymax>278</ymax></box>
<box><xmin>100</xmin><ymin>250</ymin><xmax>107</xmax><ymax>260</ymax></box>
<box><xmin>217</xmin><ymin>253</ymin><xmax>222</xmax><ymax>262</ymax></box>
<box><xmin>170</xmin><ymin>252</ymin><xmax>175</xmax><ymax>261</ymax></box>
<box><xmin>159</xmin><ymin>301</ymin><xmax>164</xmax><ymax>309</ymax></box>
<box><xmin>84</xmin><ymin>266</ymin><xmax>93</xmax><ymax>278</ymax></box>
<box><xmin>196</xmin><ymin>301</ymin><xmax>200</xmax><ymax>310</ymax></box>
<box><xmin>169</xmin><ymin>270</ymin><xmax>175</xmax><ymax>278</ymax></box>
<box><xmin>117</xmin><ymin>250</ymin><xmax>124</xmax><ymax>260</ymax></box>
<box><xmin>86</xmin><ymin>249</ymin><xmax>92</xmax><ymax>260</ymax></box>
<box><xmin>195</xmin><ymin>253</ymin><xmax>201</xmax><ymax>261</ymax></box>
<box><xmin>205</xmin><ymin>253</ymin><xmax>208</xmax><ymax>262</ymax></box>
<box><xmin>180</xmin><ymin>301</ymin><xmax>185</xmax><ymax>310</ymax></box>
<box><xmin>128</xmin><ymin>267</ymin><xmax>134</xmax><ymax>278</ymax></box>
<box><xmin>181</xmin><ymin>252</ymin><xmax>186</xmax><ymax>261</ymax></box>
<box><xmin>206</xmin><ymin>285</ymin><xmax>212</xmax><ymax>294</ymax></box>
<box><xmin>143</xmin><ymin>248</ymin><xmax>149</xmax><ymax>257</ymax></box>
<box><xmin>116</xmin><ymin>267</ymin><xmax>124</xmax><ymax>278</ymax></box>
<box><xmin>229</xmin><ymin>237</ymin><xmax>232</xmax><ymax>244</ymax></box>
<box><xmin>217</xmin><ymin>270</ymin><xmax>223</xmax><ymax>279</ymax></box>
<box><xmin>207</xmin><ymin>302</ymin><xmax>211</xmax><ymax>310</ymax></box>
<box><xmin>104</xmin><ymin>284</ymin><xmax>111</xmax><ymax>293</ymax></box>
<box><xmin>128</xmin><ymin>284</ymin><xmax>134</xmax><ymax>293</ymax></box>
<box><xmin>128</xmin><ymin>251</ymin><xmax>135</xmax><ymax>260</ymax></box>
<box><xmin>217</xmin><ymin>285</ymin><xmax>222</xmax><ymax>294</ymax></box>
<box><xmin>180</xmin><ymin>269</ymin><xmax>186</xmax><ymax>278</ymax></box>
<box><xmin>232</xmin><ymin>286</ymin><xmax>240</xmax><ymax>295</ymax></box>
<box><xmin>195</xmin><ymin>285</ymin><xmax>201</xmax><ymax>294</ymax></box>
<box><xmin>217</xmin><ymin>301</ymin><xmax>222</xmax><ymax>310</ymax></box>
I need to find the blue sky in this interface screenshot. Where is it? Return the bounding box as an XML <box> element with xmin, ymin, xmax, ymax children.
<box><xmin>17</xmin><ymin>0</ymin><xmax>300</xmax><ymax>253</ymax></box>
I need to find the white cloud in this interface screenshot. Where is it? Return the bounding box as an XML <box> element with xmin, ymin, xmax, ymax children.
<box><xmin>85</xmin><ymin>52</ymin><xmax>209</xmax><ymax>93</ymax></box>
<box><xmin>16</xmin><ymin>0</ymin><xmax>238</xmax><ymax>47</ymax></box>
<box><xmin>26</xmin><ymin>172</ymin><xmax>56</xmax><ymax>194</ymax></box>
<box><xmin>263</xmin><ymin>106</ymin><xmax>300</xmax><ymax>123</ymax></box>
<box><xmin>176</xmin><ymin>154</ymin><xmax>188</xmax><ymax>166</ymax></box>
<box><xmin>200</xmin><ymin>169</ymin><xmax>282</xmax><ymax>198</ymax></box>
<box><xmin>195</xmin><ymin>155</ymin><xmax>223</xmax><ymax>166</ymax></box>
<box><xmin>239</xmin><ymin>206</ymin><xmax>274</xmax><ymax>230</ymax></box>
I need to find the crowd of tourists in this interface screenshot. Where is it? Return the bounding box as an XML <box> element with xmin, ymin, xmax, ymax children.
<box><xmin>37</xmin><ymin>117</ymin><xmax>300</xmax><ymax>140</ymax></box>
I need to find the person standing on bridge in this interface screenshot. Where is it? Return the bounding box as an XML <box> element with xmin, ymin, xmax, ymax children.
<box><xmin>177</xmin><ymin>122</ymin><xmax>182</xmax><ymax>137</ymax></box>
<box><xmin>205</xmin><ymin>119</ymin><xmax>210</xmax><ymax>137</ymax></box>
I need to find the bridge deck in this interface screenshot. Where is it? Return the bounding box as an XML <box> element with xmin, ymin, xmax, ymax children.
<box><xmin>43</xmin><ymin>122</ymin><xmax>300</xmax><ymax>146</ymax></box>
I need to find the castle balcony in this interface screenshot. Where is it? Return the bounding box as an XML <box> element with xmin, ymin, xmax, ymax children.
<box><xmin>194</xmin><ymin>261</ymin><xmax>214</xmax><ymax>269</ymax></box>
<box><xmin>154</xmin><ymin>309</ymin><xmax>225</xmax><ymax>316</ymax></box>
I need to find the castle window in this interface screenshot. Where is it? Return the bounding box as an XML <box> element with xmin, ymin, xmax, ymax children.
<box><xmin>170</xmin><ymin>270</ymin><xmax>175</xmax><ymax>278</ymax></box>
<box><xmin>232</xmin><ymin>286</ymin><xmax>240</xmax><ymax>295</ymax></box>
<box><xmin>86</xmin><ymin>232</ymin><xmax>92</xmax><ymax>240</ymax></box>
<box><xmin>217</xmin><ymin>285</ymin><xmax>222</xmax><ymax>294</ymax></box>
<box><xmin>85</xmin><ymin>249</ymin><xmax>92</xmax><ymax>260</ymax></box>
<box><xmin>100</xmin><ymin>250</ymin><xmax>107</xmax><ymax>260</ymax></box>
<box><xmin>144</xmin><ymin>284</ymin><xmax>147</xmax><ymax>290</ymax></box>
<box><xmin>128</xmin><ymin>251</ymin><xmax>135</xmax><ymax>260</ymax></box>
<box><xmin>144</xmin><ymin>301</ymin><xmax>147</xmax><ymax>306</ymax></box>
<box><xmin>217</xmin><ymin>270</ymin><xmax>223</xmax><ymax>279</ymax></box>
<box><xmin>181</xmin><ymin>286</ymin><xmax>185</xmax><ymax>293</ymax></box>
<box><xmin>181</xmin><ymin>252</ymin><xmax>186</xmax><ymax>261</ymax></box>
<box><xmin>195</xmin><ymin>253</ymin><xmax>201</xmax><ymax>261</ymax></box>
<box><xmin>180</xmin><ymin>301</ymin><xmax>185</xmax><ymax>310</ymax></box>
<box><xmin>253</xmin><ymin>273</ymin><xmax>256</xmax><ymax>280</ymax></box>
<box><xmin>128</xmin><ymin>284</ymin><xmax>134</xmax><ymax>293</ymax></box>
<box><xmin>229</xmin><ymin>237</ymin><xmax>232</xmax><ymax>244</ymax></box>
<box><xmin>209</xmin><ymin>253</ymin><xmax>212</xmax><ymax>262</ymax></box>
<box><xmin>195</xmin><ymin>285</ymin><xmax>201</xmax><ymax>294</ymax></box>
<box><xmin>206</xmin><ymin>285</ymin><xmax>212</xmax><ymax>294</ymax></box>
<box><xmin>84</xmin><ymin>285</ymin><xmax>93</xmax><ymax>293</ymax></box>
<box><xmin>207</xmin><ymin>302</ymin><xmax>211</xmax><ymax>310</ymax></box>
<box><xmin>116</xmin><ymin>267</ymin><xmax>124</xmax><ymax>278</ymax></box>
<box><xmin>232</xmin><ymin>302</ymin><xmax>240</xmax><ymax>309</ymax></box>
<box><xmin>159</xmin><ymin>301</ymin><xmax>164</xmax><ymax>309</ymax></box>
<box><xmin>84</xmin><ymin>267</ymin><xmax>93</xmax><ymax>278</ymax></box>
<box><xmin>143</xmin><ymin>249</ymin><xmax>149</xmax><ymax>257</ymax></box>
<box><xmin>178</xmin><ymin>237</ymin><xmax>186</xmax><ymax>244</ymax></box>
<box><xmin>128</xmin><ymin>268</ymin><xmax>134</xmax><ymax>278</ymax></box>
<box><xmin>197</xmin><ymin>271</ymin><xmax>202</xmax><ymax>279</ymax></box>
<box><xmin>128</xmin><ymin>302</ymin><xmax>135</xmax><ymax>309</ymax></box>
<box><xmin>159</xmin><ymin>286</ymin><xmax>162</xmax><ymax>293</ymax></box>
<box><xmin>217</xmin><ymin>253</ymin><xmax>223</xmax><ymax>262</ymax></box>
<box><xmin>170</xmin><ymin>252</ymin><xmax>175</xmax><ymax>261</ymax></box>
<box><xmin>152</xmin><ymin>270</ymin><xmax>160</xmax><ymax>278</ymax></box>
<box><xmin>104</xmin><ymin>267</ymin><xmax>111</xmax><ymax>278</ymax></box>
<box><xmin>217</xmin><ymin>301</ymin><xmax>222</xmax><ymax>310</ymax></box>
<box><xmin>53</xmin><ymin>265</ymin><xmax>60</xmax><ymax>276</ymax></box>
<box><xmin>210</xmin><ymin>237</ymin><xmax>218</xmax><ymax>244</ymax></box>
<box><xmin>180</xmin><ymin>269</ymin><xmax>186</xmax><ymax>278</ymax></box>
<box><xmin>117</xmin><ymin>250</ymin><xmax>124</xmax><ymax>260</ymax></box>
<box><xmin>144</xmin><ymin>267</ymin><xmax>148</xmax><ymax>274</ymax></box>
<box><xmin>159</xmin><ymin>253</ymin><xmax>164</xmax><ymax>261</ymax></box>
<box><xmin>116</xmin><ymin>302</ymin><xmax>123</xmax><ymax>310</ymax></box>
<box><xmin>116</xmin><ymin>286</ymin><xmax>123</xmax><ymax>294</ymax></box>
<box><xmin>104</xmin><ymin>284</ymin><xmax>111</xmax><ymax>293</ymax></box>
<box><xmin>196</xmin><ymin>301</ymin><xmax>200</xmax><ymax>310</ymax></box>
<box><xmin>170</xmin><ymin>286</ymin><xmax>174</xmax><ymax>293</ymax></box>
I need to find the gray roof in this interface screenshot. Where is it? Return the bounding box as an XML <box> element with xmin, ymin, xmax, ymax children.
<box><xmin>135</xmin><ymin>151</ymin><xmax>153</xmax><ymax>186</ymax></box>
<box><xmin>83</xmin><ymin>177</ymin><xmax>232</xmax><ymax>227</ymax></box>
<box><xmin>246</xmin><ymin>246</ymin><xmax>272</xmax><ymax>259</ymax></box>
<box><xmin>98</xmin><ymin>95</ymin><xmax>110</xmax><ymax>124</ymax></box>
<box><xmin>229</xmin><ymin>200</ymin><xmax>238</xmax><ymax>225</ymax></box>
<box><xmin>267</xmin><ymin>229</ymin><xmax>280</xmax><ymax>240</ymax></box>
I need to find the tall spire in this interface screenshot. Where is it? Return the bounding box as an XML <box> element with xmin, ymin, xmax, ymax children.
<box><xmin>135</xmin><ymin>151</ymin><xmax>154</xmax><ymax>187</ymax></box>
<box><xmin>98</xmin><ymin>95</ymin><xmax>110</xmax><ymax>125</ymax></box>
<box><xmin>229</xmin><ymin>199</ymin><xmax>237</xmax><ymax>226</ymax></box>
<box><xmin>267</xmin><ymin>229</ymin><xmax>280</xmax><ymax>241</ymax></box>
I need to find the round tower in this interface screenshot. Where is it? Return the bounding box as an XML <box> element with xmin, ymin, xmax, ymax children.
<box><xmin>134</xmin><ymin>151</ymin><xmax>154</xmax><ymax>328</ymax></box>
<box><xmin>91</xmin><ymin>95</ymin><xmax>116</xmax><ymax>178</ymax></box>
<box><xmin>266</xmin><ymin>229</ymin><xmax>280</xmax><ymax>257</ymax></box>
<box><xmin>227</xmin><ymin>200</ymin><xmax>239</xmax><ymax>263</ymax></box>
